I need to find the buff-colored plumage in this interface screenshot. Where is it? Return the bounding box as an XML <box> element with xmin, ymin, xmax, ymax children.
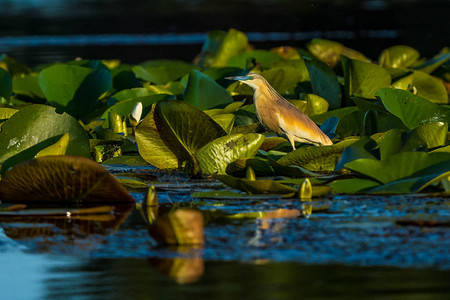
<box><xmin>227</xmin><ymin>73</ymin><xmax>332</xmax><ymax>150</ymax></box>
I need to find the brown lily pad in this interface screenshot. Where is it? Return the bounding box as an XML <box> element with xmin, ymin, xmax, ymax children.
<box><xmin>0</xmin><ymin>155</ymin><xmax>134</xmax><ymax>203</ymax></box>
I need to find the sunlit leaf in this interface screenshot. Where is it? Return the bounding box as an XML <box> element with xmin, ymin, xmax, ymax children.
<box><xmin>132</xmin><ymin>60</ymin><xmax>195</xmax><ymax>84</ymax></box>
<box><xmin>35</xmin><ymin>132</ymin><xmax>70</xmax><ymax>157</ymax></box>
<box><xmin>195</xmin><ymin>133</ymin><xmax>265</xmax><ymax>175</ymax></box>
<box><xmin>413</xmin><ymin>122</ymin><xmax>448</xmax><ymax>148</ymax></box>
<box><xmin>379</xmin><ymin>45</ymin><xmax>420</xmax><ymax>68</ymax></box>
<box><xmin>376</xmin><ymin>88</ymin><xmax>450</xmax><ymax>130</ymax></box>
<box><xmin>277</xmin><ymin>139</ymin><xmax>358</xmax><ymax>172</ymax></box>
<box><xmin>342</xmin><ymin>56</ymin><xmax>391</xmax><ymax>99</ymax></box>
<box><xmin>412</xmin><ymin>71</ymin><xmax>448</xmax><ymax>104</ymax></box>
<box><xmin>0</xmin><ymin>156</ymin><xmax>134</xmax><ymax>203</ymax></box>
<box><xmin>226</xmin><ymin>50</ymin><xmax>282</xmax><ymax>69</ymax></box>
<box><xmin>0</xmin><ymin>104</ymin><xmax>90</xmax><ymax>164</ymax></box>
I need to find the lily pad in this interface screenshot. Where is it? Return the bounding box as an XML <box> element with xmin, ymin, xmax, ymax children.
<box><xmin>226</xmin><ymin>50</ymin><xmax>282</xmax><ymax>69</ymax></box>
<box><xmin>412</xmin><ymin>71</ymin><xmax>448</xmax><ymax>104</ymax></box>
<box><xmin>342</xmin><ymin>56</ymin><xmax>391</xmax><ymax>99</ymax></box>
<box><xmin>12</xmin><ymin>73</ymin><xmax>46</xmax><ymax>102</ymax></box>
<box><xmin>379</xmin><ymin>45</ymin><xmax>420</xmax><ymax>68</ymax></box>
<box><xmin>277</xmin><ymin>139</ymin><xmax>358</xmax><ymax>172</ymax></box>
<box><xmin>38</xmin><ymin>64</ymin><xmax>112</xmax><ymax>120</ymax></box>
<box><xmin>304</xmin><ymin>57</ymin><xmax>341</xmax><ymax>109</ymax></box>
<box><xmin>414</xmin><ymin>122</ymin><xmax>448</xmax><ymax>148</ymax></box>
<box><xmin>101</xmin><ymin>93</ymin><xmax>174</xmax><ymax>128</ymax></box>
<box><xmin>0</xmin><ymin>156</ymin><xmax>134</xmax><ymax>203</ymax></box>
<box><xmin>0</xmin><ymin>104</ymin><xmax>90</xmax><ymax>164</ymax></box>
<box><xmin>345</xmin><ymin>151</ymin><xmax>450</xmax><ymax>185</ymax></box>
<box><xmin>197</xmin><ymin>29</ymin><xmax>249</xmax><ymax>68</ymax></box>
<box><xmin>183</xmin><ymin>70</ymin><xmax>233</xmax><ymax>110</ymax></box>
<box><xmin>132</xmin><ymin>60</ymin><xmax>195</xmax><ymax>84</ymax></box>
<box><xmin>376</xmin><ymin>88</ymin><xmax>450</xmax><ymax>130</ymax></box>
<box><xmin>136</xmin><ymin>100</ymin><xmax>226</xmax><ymax>172</ymax></box>
<box><xmin>195</xmin><ymin>133</ymin><xmax>265</xmax><ymax>175</ymax></box>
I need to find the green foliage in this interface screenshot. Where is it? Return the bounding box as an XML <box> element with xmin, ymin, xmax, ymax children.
<box><xmin>183</xmin><ymin>70</ymin><xmax>233</xmax><ymax>110</ymax></box>
<box><xmin>0</xmin><ymin>104</ymin><xmax>90</xmax><ymax>164</ymax></box>
<box><xmin>0</xmin><ymin>33</ymin><xmax>449</xmax><ymax>197</ymax></box>
<box><xmin>38</xmin><ymin>63</ymin><xmax>112</xmax><ymax>120</ymax></box>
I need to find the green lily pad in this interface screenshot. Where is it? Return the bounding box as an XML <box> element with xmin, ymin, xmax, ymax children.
<box><xmin>112</xmin><ymin>87</ymin><xmax>156</xmax><ymax>101</ymax></box>
<box><xmin>195</xmin><ymin>133</ymin><xmax>265</xmax><ymax>175</ymax></box>
<box><xmin>226</xmin><ymin>50</ymin><xmax>282</xmax><ymax>69</ymax></box>
<box><xmin>414</xmin><ymin>122</ymin><xmax>448</xmax><ymax>148</ymax></box>
<box><xmin>38</xmin><ymin>64</ymin><xmax>112</xmax><ymax>120</ymax></box>
<box><xmin>0</xmin><ymin>155</ymin><xmax>134</xmax><ymax>203</ymax></box>
<box><xmin>132</xmin><ymin>60</ymin><xmax>195</xmax><ymax>84</ymax></box>
<box><xmin>261</xmin><ymin>66</ymin><xmax>304</xmax><ymax>94</ymax></box>
<box><xmin>0</xmin><ymin>67</ymin><xmax>12</xmax><ymax>100</ymax></box>
<box><xmin>302</xmin><ymin>94</ymin><xmax>330</xmax><ymax>116</ymax></box>
<box><xmin>101</xmin><ymin>93</ymin><xmax>174</xmax><ymax>128</ymax></box>
<box><xmin>376</xmin><ymin>88</ymin><xmax>450</xmax><ymax>130</ymax></box>
<box><xmin>345</xmin><ymin>151</ymin><xmax>450</xmax><ymax>185</ymax></box>
<box><xmin>136</xmin><ymin>99</ymin><xmax>226</xmax><ymax>172</ymax></box>
<box><xmin>0</xmin><ymin>107</ymin><xmax>18</xmax><ymax>120</ymax></box>
<box><xmin>109</xmin><ymin>64</ymin><xmax>142</xmax><ymax>93</ymax></box>
<box><xmin>211</xmin><ymin>113</ymin><xmax>235</xmax><ymax>134</ymax></box>
<box><xmin>0</xmin><ymin>104</ymin><xmax>90</xmax><ymax>164</ymax></box>
<box><xmin>183</xmin><ymin>70</ymin><xmax>233</xmax><ymax>110</ymax></box>
<box><xmin>379</xmin><ymin>45</ymin><xmax>420</xmax><ymax>68</ymax></box>
<box><xmin>277</xmin><ymin>139</ymin><xmax>358</xmax><ymax>172</ymax></box>
<box><xmin>330</xmin><ymin>178</ymin><xmax>381</xmax><ymax>194</ymax></box>
<box><xmin>335</xmin><ymin>136</ymin><xmax>377</xmax><ymax>171</ymax></box>
<box><xmin>12</xmin><ymin>73</ymin><xmax>46</xmax><ymax>102</ymax></box>
<box><xmin>342</xmin><ymin>56</ymin><xmax>391</xmax><ymax>99</ymax></box>
<box><xmin>304</xmin><ymin>57</ymin><xmax>341</xmax><ymax>109</ymax></box>
<box><xmin>306</xmin><ymin>38</ymin><xmax>369</xmax><ymax>67</ymax></box>
<box><xmin>412</xmin><ymin>71</ymin><xmax>448</xmax><ymax>104</ymax></box>
<box><xmin>197</xmin><ymin>29</ymin><xmax>249</xmax><ymax>68</ymax></box>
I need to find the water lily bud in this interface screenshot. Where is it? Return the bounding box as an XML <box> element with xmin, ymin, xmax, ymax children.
<box><xmin>299</xmin><ymin>178</ymin><xmax>312</xmax><ymax>200</ymax></box>
<box><xmin>246</xmin><ymin>166</ymin><xmax>256</xmax><ymax>181</ymax></box>
<box><xmin>129</xmin><ymin>102</ymin><xmax>143</xmax><ymax>127</ymax></box>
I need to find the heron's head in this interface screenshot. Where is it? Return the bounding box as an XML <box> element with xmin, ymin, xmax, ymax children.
<box><xmin>225</xmin><ymin>73</ymin><xmax>266</xmax><ymax>90</ymax></box>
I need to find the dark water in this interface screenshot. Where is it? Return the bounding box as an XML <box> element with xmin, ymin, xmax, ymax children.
<box><xmin>0</xmin><ymin>0</ymin><xmax>449</xmax><ymax>66</ymax></box>
<box><xmin>1</xmin><ymin>171</ymin><xmax>449</xmax><ymax>299</ymax></box>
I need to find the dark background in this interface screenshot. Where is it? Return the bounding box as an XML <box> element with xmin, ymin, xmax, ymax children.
<box><xmin>0</xmin><ymin>0</ymin><xmax>449</xmax><ymax>66</ymax></box>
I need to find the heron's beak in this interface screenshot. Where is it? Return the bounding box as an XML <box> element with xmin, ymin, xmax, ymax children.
<box><xmin>225</xmin><ymin>75</ymin><xmax>250</xmax><ymax>81</ymax></box>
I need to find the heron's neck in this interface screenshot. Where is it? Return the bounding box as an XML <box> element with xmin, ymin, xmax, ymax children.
<box><xmin>252</xmin><ymin>81</ymin><xmax>283</xmax><ymax>104</ymax></box>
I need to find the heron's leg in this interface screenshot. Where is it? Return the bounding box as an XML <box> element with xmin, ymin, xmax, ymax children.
<box><xmin>286</xmin><ymin>134</ymin><xmax>296</xmax><ymax>151</ymax></box>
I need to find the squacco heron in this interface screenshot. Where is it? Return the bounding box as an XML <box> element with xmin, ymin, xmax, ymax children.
<box><xmin>227</xmin><ymin>73</ymin><xmax>333</xmax><ymax>150</ymax></box>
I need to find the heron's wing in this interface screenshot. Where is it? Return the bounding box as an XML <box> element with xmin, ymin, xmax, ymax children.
<box><xmin>276</xmin><ymin>100</ymin><xmax>332</xmax><ymax>145</ymax></box>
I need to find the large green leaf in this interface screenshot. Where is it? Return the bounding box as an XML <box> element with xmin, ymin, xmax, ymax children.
<box><xmin>195</xmin><ymin>133</ymin><xmax>265</xmax><ymax>175</ymax></box>
<box><xmin>0</xmin><ymin>104</ymin><xmax>90</xmax><ymax>163</ymax></box>
<box><xmin>345</xmin><ymin>151</ymin><xmax>450</xmax><ymax>185</ymax></box>
<box><xmin>379</xmin><ymin>45</ymin><xmax>420</xmax><ymax>68</ymax></box>
<box><xmin>335</xmin><ymin>136</ymin><xmax>378</xmax><ymax>171</ymax></box>
<box><xmin>0</xmin><ymin>156</ymin><xmax>134</xmax><ymax>203</ymax></box>
<box><xmin>0</xmin><ymin>67</ymin><xmax>12</xmax><ymax>100</ymax></box>
<box><xmin>226</xmin><ymin>50</ymin><xmax>282</xmax><ymax>69</ymax></box>
<box><xmin>261</xmin><ymin>67</ymin><xmax>305</xmax><ymax>94</ymax></box>
<box><xmin>376</xmin><ymin>88</ymin><xmax>450</xmax><ymax>130</ymax></box>
<box><xmin>304</xmin><ymin>57</ymin><xmax>341</xmax><ymax>109</ymax></box>
<box><xmin>342</xmin><ymin>56</ymin><xmax>391</xmax><ymax>99</ymax></box>
<box><xmin>412</xmin><ymin>71</ymin><xmax>448</xmax><ymax>104</ymax></box>
<box><xmin>112</xmin><ymin>87</ymin><xmax>156</xmax><ymax>101</ymax></box>
<box><xmin>38</xmin><ymin>64</ymin><xmax>112</xmax><ymax>120</ymax></box>
<box><xmin>136</xmin><ymin>100</ymin><xmax>226</xmax><ymax>171</ymax></box>
<box><xmin>329</xmin><ymin>178</ymin><xmax>380</xmax><ymax>194</ymax></box>
<box><xmin>132</xmin><ymin>60</ymin><xmax>195</xmax><ymax>84</ymax></box>
<box><xmin>413</xmin><ymin>122</ymin><xmax>448</xmax><ymax>148</ymax></box>
<box><xmin>101</xmin><ymin>94</ymin><xmax>174</xmax><ymax>128</ymax></box>
<box><xmin>197</xmin><ymin>29</ymin><xmax>248</xmax><ymax>68</ymax></box>
<box><xmin>12</xmin><ymin>73</ymin><xmax>46</xmax><ymax>101</ymax></box>
<box><xmin>277</xmin><ymin>139</ymin><xmax>358</xmax><ymax>172</ymax></box>
<box><xmin>183</xmin><ymin>70</ymin><xmax>233</xmax><ymax>110</ymax></box>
